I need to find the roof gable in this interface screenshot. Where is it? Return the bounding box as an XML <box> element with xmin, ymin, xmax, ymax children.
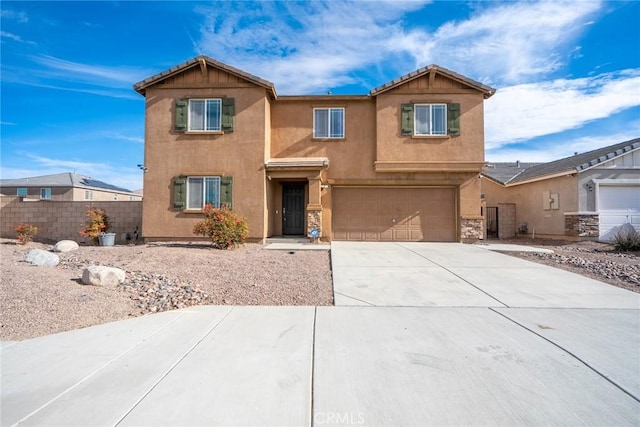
<box><xmin>370</xmin><ymin>64</ymin><xmax>495</xmax><ymax>98</ymax></box>
<box><xmin>133</xmin><ymin>55</ymin><xmax>277</xmax><ymax>98</ymax></box>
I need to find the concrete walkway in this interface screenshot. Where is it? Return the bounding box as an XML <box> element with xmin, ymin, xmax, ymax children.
<box><xmin>2</xmin><ymin>242</ymin><xmax>639</xmax><ymax>426</ymax></box>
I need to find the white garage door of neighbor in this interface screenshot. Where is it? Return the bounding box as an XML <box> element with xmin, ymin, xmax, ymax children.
<box><xmin>598</xmin><ymin>185</ymin><xmax>640</xmax><ymax>241</ymax></box>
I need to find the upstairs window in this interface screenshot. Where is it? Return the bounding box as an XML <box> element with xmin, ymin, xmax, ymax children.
<box><xmin>175</xmin><ymin>98</ymin><xmax>235</xmax><ymax>133</ymax></box>
<box><xmin>17</xmin><ymin>188</ymin><xmax>27</xmax><ymax>197</ymax></box>
<box><xmin>401</xmin><ymin>103</ymin><xmax>460</xmax><ymax>137</ymax></box>
<box><xmin>415</xmin><ymin>104</ymin><xmax>446</xmax><ymax>136</ymax></box>
<box><xmin>40</xmin><ymin>188</ymin><xmax>51</xmax><ymax>200</ymax></box>
<box><xmin>313</xmin><ymin>108</ymin><xmax>344</xmax><ymax>139</ymax></box>
<box><xmin>189</xmin><ymin>99</ymin><xmax>221</xmax><ymax>132</ymax></box>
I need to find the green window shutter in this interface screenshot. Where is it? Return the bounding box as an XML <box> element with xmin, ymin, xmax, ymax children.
<box><xmin>401</xmin><ymin>103</ymin><xmax>414</xmax><ymax>136</ymax></box>
<box><xmin>447</xmin><ymin>103</ymin><xmax>460</xmax><ymax>136</ymax></box>
<box><xmin>220</xmin><ymin>176</ymin><xmax>233</xmax><ymax>209</ymax></box>
<box><xmin>172</xmin><ymin>176</ymin><xmax>186</xmax><ymax>209</ymax></box>
<box><xmin>175</xmin><ymin>99</ymin><xmax>188</xmax><ymax>132</ymax></box>
<box><xmin>221</xmin><ymin>98</ymin><xmax>235</xmax><ymax>132</ymax></box>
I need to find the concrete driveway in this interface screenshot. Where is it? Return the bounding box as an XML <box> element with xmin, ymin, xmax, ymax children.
<box><xmin>2</xmin><ymin>242</ymin><xmax>639</xmax><ymax>426</ymax></box>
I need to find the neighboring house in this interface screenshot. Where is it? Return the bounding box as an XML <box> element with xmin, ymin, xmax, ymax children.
<box><xmin>482</xmin><ymin>138</ymin><xmax>640</xmax><ymax>241</ymax></box>
<box><xmin>0</xmin><ymin>172</ymin><xmax>142</xmax><ymax>202</ymax></box>
<box><xmin>133</xmin><ymin>55</ymin><xmax>495</xmax><ymax>242</ymax></box>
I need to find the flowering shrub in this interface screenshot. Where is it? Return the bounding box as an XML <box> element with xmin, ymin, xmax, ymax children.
<box><xmin>193</xmin><ymin>204</ymin><xmax>248</xmax><ymax>249</ymax></box>
<box><xmin>79</xmin><ymin>208</ymin><xmax>111</xmax><ymax>244</ymax></box>
<box><xmin>15</xmin><ymin>223</ymin><xmax>38</xmax><ymax>244</ymax></box>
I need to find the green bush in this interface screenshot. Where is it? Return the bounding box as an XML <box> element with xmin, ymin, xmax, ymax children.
<box><xmin>193</xmin><ymin>204</ymin><xmax>248</xmax><ymax>249</ymax></box>
<box><xmin>612</xmin><ymin>228</ymin><xmax>640</xmax><ymax>252</ymax></box>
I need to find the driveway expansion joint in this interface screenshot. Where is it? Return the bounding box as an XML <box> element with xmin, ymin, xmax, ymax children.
<box><xmin>489</xmin><ymin>307</ymin><xmax>640</xmax><ymax>403</ymax></box>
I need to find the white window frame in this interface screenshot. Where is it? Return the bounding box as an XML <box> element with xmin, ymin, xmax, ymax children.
<box><xmin>188</xmin><ymin>98</ymin><xmax>222</xmax><ymax>132</ymax></box>
<box><xmin>313</xmin><ymin>107</ymin><xmax>345</xmax><ymax>139</ymax></box>
<box><xmin>17</xmin><ymin>188</ymin><xmax>27</xmax><ymax>197</ymax></box>
<box><xmin>40</xmin><ymin>188</ymin><xmax>51</xmax><ymax>200</ymax></box>
<box><xmin>414</xmin><ymin>104</ymin><xmax>447</xmax><ymax>136</ymax></box>
<box><xmin>186</xmin><ymin>176</ymin><xmax>221</xmax><ymax>210</ymax></box>
<box><xmin>85</xmin><ymin>190</ymin><xmax>93</xmax><ymax>200</ymax></box>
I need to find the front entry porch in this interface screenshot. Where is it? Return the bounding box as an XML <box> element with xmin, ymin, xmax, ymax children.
<box><xmin>265</xmin><ymin>157</ymin><xmax>329</xmax><ymax>240</ymax></box>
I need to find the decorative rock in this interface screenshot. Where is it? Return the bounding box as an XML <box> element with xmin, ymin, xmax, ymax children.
<box><xmin>25</xmin><ymin>249</ymin><xmax>60</xmax><ymax>267</ymax></box>
<box><xmin>82</xmin><ymin>266</ymin><xmax>126</xmax><ymax>286</ymax></box>
<box><xmin>617</xmin><ymin>223</ymin><xmax>637</xmax><ymax>238</ymax></box>
<box><xmin>53</xmin><ymin>240</ymin><xmax>80</xmax><ymax>253</ymax></box>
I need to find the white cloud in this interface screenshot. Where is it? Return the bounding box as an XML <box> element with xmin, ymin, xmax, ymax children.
<box><xmin>103</xmin><ymin>132</ymin><xmax>144</xmax><ymax>144</ymax></box>
<box><xmin>1</xmin><ymin>9</ymin><xmax>28</xmax><ymax>23</ymax></box>
<box><xmin>408</xmin><ymin>0</ymin><xmax>601</xmax><ymax>85</ymax></box>
<box><xmin>31</xmin><ymin>55</ymin><xmax>150</xmax><ymax>86</ymax></box>
<box><xmin>1</xmin><ymin>30</ymin><xmax>35</xmax><ymax>44</ymax></box>
<box><xmin>485</xmin><ymin>70</ymin><xmax>640</xmax><ymax>149</ymax></box>
<box><xmin>196</xmin><ymin>1</ymin><xmax>429</xmax><ymax>93</ymax></box>
<box><xmin>196</xmin><ymin>1</ymin><xmax>601</xmax><ymax>93</ymax></box>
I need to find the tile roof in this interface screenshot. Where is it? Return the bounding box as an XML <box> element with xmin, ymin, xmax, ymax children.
<box><xmin>133</xmin><ymin>55</ymin><xmax>277</xmax><ymax>98</ymax></box>
<box><xmin>0</xmin><ymin>172</ymin><xmax>136</xmax><ymax>194</ymax></box>
<box><xmin>483</xmin><ymin>137</ymin><xmax>640</xmax><ymax>185</ymax></box>
<box><xmin>370</xmin><ymin>64</ymin><xmax>496</xmax><ymax>98</ymax></box>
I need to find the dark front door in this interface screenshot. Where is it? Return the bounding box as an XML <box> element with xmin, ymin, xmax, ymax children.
<box><xmin>283</xmin><ymin>184</ymin><xmax>305</xmax><ymax>235</ymax></box>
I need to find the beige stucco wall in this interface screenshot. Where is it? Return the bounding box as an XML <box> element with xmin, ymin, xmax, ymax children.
<box><xmin>375</xmin><ymin>92</ymin><xmax>485</xmax><ymax>164</ymax></box>
<box><xmin>139</xmin><ymin>62</ymin><xmax>490</xmax><ymax>242</ymax></box>
<box><xmin>483</xmin><ymin>175</ymin><xmax>578</xmax><ymax>238</ymax></box>
<box><xmin>141</xmin><ymin>85</ymin><xmax>270</xmax><ymax>240</ymax></box>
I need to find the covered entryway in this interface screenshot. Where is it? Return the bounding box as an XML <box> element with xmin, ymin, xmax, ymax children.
<box><xmin>332</xmin><ymin>187</ymin><xmax>456</xmax><ymax>242</ymax></box>
<box><xmin>598</xmin><ymin>185</ymin><xmax>640</xmax><ymax>240</ymax></box>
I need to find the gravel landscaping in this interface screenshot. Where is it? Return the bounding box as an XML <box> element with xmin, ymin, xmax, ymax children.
<box><xmin>0</xmin><ymin>239</ymin><xmax>333</xmax><ymax>341</ymax></box>
<box><xmin>500</xmin><ymin>238</ymin><xmax>639</xmax><ymax>293</ymax></box>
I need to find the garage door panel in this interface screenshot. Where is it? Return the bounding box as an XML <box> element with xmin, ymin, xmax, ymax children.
<box><xmin>332</xmin><ymin>187</ymin><xmax>456</xmax><ymax>242</ymax></box>
<box><xmin>598</xmin><ymin>185</ymin><xmax>640</xmax><ymax>240</ymax></box>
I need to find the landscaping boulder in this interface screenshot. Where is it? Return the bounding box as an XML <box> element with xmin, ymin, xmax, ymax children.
<box><xmin>53</xmin><ymin>240</ymin><xmax>80</xmax><ymax>253</ymax></box>
<box><xmin>82</xmin><ymin>266</ymin><xmax>126</xmax><ymax>286</ymax></box>
<box><xmin>25</xmin><ymin>249</ymin><xmax>60</xmax><ymax>267</ymax></box>
<box><xmin>617</xmin><ymin>222</ymin><xmax>637</xmax><ymax>238</ymax></box>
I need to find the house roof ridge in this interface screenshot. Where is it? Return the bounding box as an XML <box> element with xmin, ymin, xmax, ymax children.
<box><xmin>369</xmin><ymin>64</ymin><xmax>496</xmax><ymax>98</ymax></box>
<box><xmin>133</xmin><ymin>55</ymin><xmax>277</xmax><ymax>98</ymax></box>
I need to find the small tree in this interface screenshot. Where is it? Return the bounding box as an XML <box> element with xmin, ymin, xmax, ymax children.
<box><xmin>79</xmin><ymin>208</ymin><xmax>111</xmax><ymax>244</ymax></box>
<box><xmin>193</xmin><ymin>204</ymin><xmax>248</xmax><ymax>249</ymax></box>
<box><xmin>15</xmin><ymin>223</ymin><xmax>38</xmax><ymax>244</ymax></box>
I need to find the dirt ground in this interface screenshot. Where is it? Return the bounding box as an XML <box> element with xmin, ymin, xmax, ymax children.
<box><xmin>493</xmin><ymin>238</ymin><xmax>639</xmax><ymax>293</ymax></box>
<box><xmin>0</xmin><ymin>239</ymin><xmax>333</xmax><ymax>341</ymax></box>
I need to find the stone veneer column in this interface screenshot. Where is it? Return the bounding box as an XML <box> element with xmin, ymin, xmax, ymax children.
<box><xmin>461</xmin><ymin>217</ymin><xmax>483</xmax><ymax>242</ymax></box>
<box><xmin>564</xmin><ymin>212</ymin><xmax>599</xmax><ymax>238</ymax></box>
<box><xmin>307</xmin><ymin>177</ymin><xmax>323</xmax><ymax>238</ymax></box>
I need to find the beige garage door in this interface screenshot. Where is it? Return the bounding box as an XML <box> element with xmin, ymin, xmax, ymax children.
<box><xmin>332</xmin><ymin>187</ymin><xmax>457</xmax><ymax>242</ymax></box>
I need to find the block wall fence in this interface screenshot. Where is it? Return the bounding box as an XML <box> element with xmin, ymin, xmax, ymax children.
<box><xmin>0</xmin><ymin>196</ymin><xmax>142</xmax><ymax>244</ymax></box>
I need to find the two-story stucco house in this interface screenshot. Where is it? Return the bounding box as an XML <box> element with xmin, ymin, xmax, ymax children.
<box><xmin>134</xmin><ymin>56</ymin><xmax>495</xmax><ymax>243</ymax></box>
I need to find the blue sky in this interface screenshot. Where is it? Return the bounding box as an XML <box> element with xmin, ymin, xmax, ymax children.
<box><xmin>1</xmin><ymin>0</ymin><xmax>639</xmax><ymax>191</ymax></box>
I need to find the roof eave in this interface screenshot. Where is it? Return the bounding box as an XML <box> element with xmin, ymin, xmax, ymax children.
<box><xmin>370</xmin><ymin>64</ymin><xmax>496</xmax><ymax>98</ymax></box>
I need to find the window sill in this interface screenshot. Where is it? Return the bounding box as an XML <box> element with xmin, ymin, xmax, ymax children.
<box><xmin>182</xmin><ymin>209</ymin><xmax>205</xmax><ymax>214</ymax></box>
<box><xmin>312</xmin><ymin>137</ymin><xmax>345</xmax><ymax>142</ymax></box>
<box><xmin>410</xmin><ymin>135</ymin><xmax>450</xmax><ymax>139</ymax></box>
<box><xmin>184</xmin><ymin>131</ymin><xmax>225</xmax><ymax>135</ymax></box>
